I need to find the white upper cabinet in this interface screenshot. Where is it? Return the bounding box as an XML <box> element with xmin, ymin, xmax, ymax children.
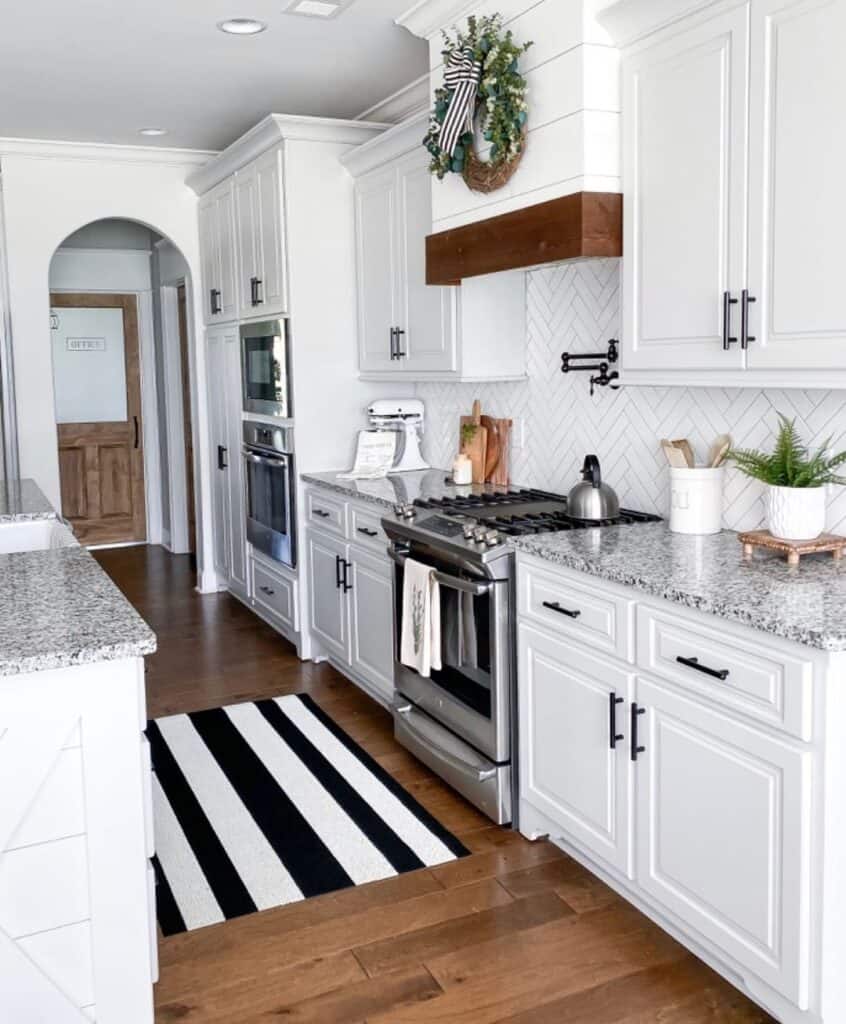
<box><xmin>343</xmin><ymin>114</ymin><xmax>525</xmax><ymax>382</ymax></box>
<box><xmin>199</xmin><ymin>180</ymin><xmax>237</xmax><ymax>325</ymax></box>
<box><xmin>235</xmin><ymin>146</ymin><xmax>287</xmax><ymax>320</ymax></box>
<box><xmin>746</xmin><ymin>0</ymin><xmax>846</xmax><ymax>371</ymax></box>
<box><xmin>622</xmin><ymin>2</ymin><xmax>749</xmax><ymax>372</ymax></box>
<box><xmin>604</xmin><ymin>0</ymin><xmax>846</xmax><ymax>386</ymax></box>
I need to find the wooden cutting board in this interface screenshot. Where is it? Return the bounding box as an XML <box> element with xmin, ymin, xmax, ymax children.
<box><xmin>490</xmin><ymin>419</ymin><xmax>512</xmax><ymax>486</ymax></box>
<box><xmin>480</xmin><ymin>415</ymin><xmax>500</xmax><ymax>481</ymax></box>
<box><xmin>459</xmin><ymin>400</ymin><xmax>488</xmax><ymax>484</ymax></box>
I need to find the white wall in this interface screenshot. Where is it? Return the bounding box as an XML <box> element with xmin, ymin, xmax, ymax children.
<box><xmin>60</xmin><ymin>219</ymin><xmax>157</xmax><ymax>251</ymax></box>
<box><xmin>418</xmin><ymin>259</ymin><xmax>846</xmax><ymax>534</ymax></box>
<box><xmin>49</xmin><ymin>248</ymin><xmax>152</xmax><ymax>293</ymax></box>
<box><xmin>0</xmin><ymin>142</ymin><xmax>212</xmax><ymax>573</ymax></box>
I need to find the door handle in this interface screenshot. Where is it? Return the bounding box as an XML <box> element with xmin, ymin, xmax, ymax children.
<box><xmin>394</xmin><ymin>327</ymin><xmax>406</xmax><ymax>359</ymax></box>
<box><xmin>335</xmin><ymin>554</ymin><xmax>343</xmax><ymax>590</ymax></box>
<box><xmin>217</xmin><ymin>445</ymin><xmax>228</xmax><ymax>470</ymax></box>
<box><xmin>254</xmin><ymin>278</ymin><xmax>263</xmax><ymax>305</ymax></box>
<box><xmin>259</xmin><ymin>585</ymin><xmax>276</xmax><ymax>597</ymax></box>
<box><xmin>133</xmin><ymin>416</ymin><xmax>140</xmax><ymax>450</ymax></box>
<box><xmin>676</xmin><ymin>655</ymin><xmax>729</xmax><ymax>681</ymax></box>
<box><xmin>741</xmin><ymin>289</ymin><xmax>757</xmax><ymax>349</ymax></box>
<box><xmin>722</xmin><ymin>291</ymin><xmax>738</xmax><ymax>350</ymax></box>
<box><xmin>250</xmin><ymin>277</ymin><xmax>263</xmax><ymax>307</ymax></box>
<box><xmin>357</xmin><ymin>527</ymin><xmax>379</xmax><ymax>538</ymax></box>
<box><xmin>542</xmin><ymin>600</ymin><xmax>581</xmax><ymax>619</ymax></box>
<box><xmin>631</xmin><ymin>703</ymin><xmax>646</xmax><ymax>762</ymax></box>
<box><xmin>609</xmin><ymin>693</ymin><xmax>624</xmax><ymax>750</ymax></box>
<box><xmin>342</xmin><ymin>559</ymin><xmax>353</xmax><ymax>593</ymax></box>
<box><xmin>210</xmin><ymin>288</ymin><xmax>221</xmax><ymax>315</ymax></box>
<box><xmin>313</xmin><ymin>509</ymin><xmax>331</xmax><ymax>519</ymax></box>
<box><xmin>390</xmin><ymin>327</ymin><xmax>397</xmax><ymax>360</ymax></box>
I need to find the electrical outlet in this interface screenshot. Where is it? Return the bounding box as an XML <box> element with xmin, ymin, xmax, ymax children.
<box><xmin>511</xmin><ymin>417</ymin><xmax>525</xmax><ymax>449</ymax></box>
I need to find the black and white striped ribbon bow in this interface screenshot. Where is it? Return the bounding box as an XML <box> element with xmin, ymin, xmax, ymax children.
<box><xmin>438</xmin><ymin>47</ymin><xmax>482</xmax><ymax>158</ymax></box>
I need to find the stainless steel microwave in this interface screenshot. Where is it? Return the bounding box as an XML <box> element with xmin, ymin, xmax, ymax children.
<box><xmin>240</xmin><ymin>319</ymin><xmax>291</xmax><ymax>418</ymax></box>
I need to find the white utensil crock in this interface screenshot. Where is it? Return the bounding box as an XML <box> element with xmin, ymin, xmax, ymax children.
<box><xmin>669</xmin><ymin>466</ymin><xmax>725</xmax><ymax>535</ymax></box>
<box><xmin>766</xmin><ymin>485</ymin><xmax>826</xmax><ymax>541</ymax></box>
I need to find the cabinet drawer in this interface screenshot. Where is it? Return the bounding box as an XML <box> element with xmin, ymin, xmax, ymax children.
<box><xmin>636</xmin><ymin>605</ymin><xmax>813</xmax><ymax>740</ymax></box>
<box><xmin>349</xmin><ymin>504</ymin><xmax>389</xmax><ymax>555</ymax></box>
<box><xmin>518</xmin><ymin>561</ymin><xmax>634</xmax><ymax>661</ymax></box>
<box><xmin>252</xmin><ymin>558</ymin><xmax>296</xmax><ymax>630</ymax></box>
<box><xmin>305</xmin><ymin>489</ymin><xmax>347</xmax><ymax>537</ymax></box>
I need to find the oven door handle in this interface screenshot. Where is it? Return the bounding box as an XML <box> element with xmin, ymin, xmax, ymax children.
<box><xmin>388</xmin><ymin>550</ymin><xmax>493</xmax><ymax>596</ymax></box>
<box><xmin>394</xmin><ymin>703</ymin><xmax>497</xmax><ymax>782</ymax></box>
<box><xmin>243</xmin><ymin>449</ymin><xmax>290</xmax><ymax>468</ymax></box>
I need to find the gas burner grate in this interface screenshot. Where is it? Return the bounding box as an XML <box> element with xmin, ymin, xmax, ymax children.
<box><xmin>490</xmin><ymin>507</ymin><xmax>662</xmax><ymax>536</ymax></box>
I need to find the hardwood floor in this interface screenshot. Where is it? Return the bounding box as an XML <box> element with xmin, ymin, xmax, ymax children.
<box><xmin>95</xmin><ymin>545</ymin><xmax>775</xmax><ymax>1024</ymax></box>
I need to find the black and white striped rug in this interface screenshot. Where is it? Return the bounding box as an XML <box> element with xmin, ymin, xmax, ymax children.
<box><xmin>148</xmin><ymin>693</ymin><xmax>468</xmax><ymax>936</ymax></box>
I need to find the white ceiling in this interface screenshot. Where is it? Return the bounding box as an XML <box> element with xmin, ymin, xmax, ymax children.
<box><xmin>0</xmin><ymin>0</ymin><xmax>426</xmax><ymax>151</ymax></box>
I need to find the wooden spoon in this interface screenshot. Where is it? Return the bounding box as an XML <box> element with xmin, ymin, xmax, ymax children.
<box><xmin>661</xmin><ymin>439</ymin><xmax>689</xmax><ymax>468</ymax></box>
<box><xmin>708</xmin><ymin>433</ymin><xmax>733</xmax><ymax>468</ymax></box>
<box><xmin>670</xmin><ymin>438</ymin><xmax>695</xmax><ymax>468</ymax></box>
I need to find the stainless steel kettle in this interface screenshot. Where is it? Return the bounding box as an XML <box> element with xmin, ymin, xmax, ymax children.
<box><xmin>567</xmin><ymin>455</ymin><xmax>620</xmax><ymax>520</ymax></box>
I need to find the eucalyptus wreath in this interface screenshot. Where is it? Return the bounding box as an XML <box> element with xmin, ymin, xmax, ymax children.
<box><xmin>424</xmin><ymin>14</ymin><xmax>532</xmax><ymax>183</ymax></box>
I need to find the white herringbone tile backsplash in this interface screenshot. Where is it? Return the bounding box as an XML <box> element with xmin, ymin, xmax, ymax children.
<box><xmin>417</xmin><ymin>259</ymin><xmax>846</xmax><ymax>533</ymax></box>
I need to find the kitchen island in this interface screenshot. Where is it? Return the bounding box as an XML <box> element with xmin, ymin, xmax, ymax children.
<box><xmin>0</xmin><ymin>481</ymin><xmax>157</xmax><ymax>1024</ymax></box>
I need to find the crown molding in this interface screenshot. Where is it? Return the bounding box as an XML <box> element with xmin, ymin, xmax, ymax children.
<box><xmin>597</xmin><ymin>0</ymin><xmax>720</xmax><ymax>46</ymax></box>
<box><xmin>355</xmin><ymin>74</ymin><xmax>431</xmax><ymax>124</ymax></box>
<box><xmin>396</xmin><ymin>0</ymin><xmax>478</xmax><ymax>39</ymax></box>
<box><xmin>0</xmin><ymin>136</ymin><xmax>215</xmax><ymax>167</ymax></box>
<box><xmin>186</xmin><ymin>114</ymin><xmax>390</xmax><ymax>195</ymax></box>
<box><xmin>341</xmin><ymin>111</ymin><xmax>430</xmax><ymax>177</ymax></box>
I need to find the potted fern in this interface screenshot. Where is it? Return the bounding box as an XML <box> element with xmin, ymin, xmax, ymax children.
<box><xmin>729</xmin><ymin>415</ymin><xmax>846</xmax><ymax>540</ymax></box>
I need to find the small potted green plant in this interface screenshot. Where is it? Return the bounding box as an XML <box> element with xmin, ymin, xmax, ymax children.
<box><xmin>728</xmin><ymin>415</ymin><xmax>846</xmax><ymax>540</ymax></box>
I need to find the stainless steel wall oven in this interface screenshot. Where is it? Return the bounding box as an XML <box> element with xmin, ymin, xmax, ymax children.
<box><xmin>243</xmin><ymin>419</ymin><xmax>296</xmax><ymax>568</ymax></box>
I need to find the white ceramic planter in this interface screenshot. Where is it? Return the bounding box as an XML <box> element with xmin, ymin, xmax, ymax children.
<box><xmin>766</xmin><ymin>484</ymin><xmax>826</xmax><ymax>540</ymax></box>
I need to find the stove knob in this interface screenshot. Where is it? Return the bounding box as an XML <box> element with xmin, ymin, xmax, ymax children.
<box><xmin>462</xmin><ymin>522</ymin><xmax>477</xmax><ymax>539</ymax></box>
<box><xmin>472</xmin><ymin>527</ymin><xmax>488</xmax><ymax>543</ymax></box>
<box><xmin>484</xmin><ymin>530</ymin><xmax>501</xmax><ymax>547</ymax></box>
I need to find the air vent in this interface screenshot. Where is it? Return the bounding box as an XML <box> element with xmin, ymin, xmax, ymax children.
<box><xmin>283</xmin><ymin>0</ymin><xmax>355</xmax><ymax>17</ymax></box>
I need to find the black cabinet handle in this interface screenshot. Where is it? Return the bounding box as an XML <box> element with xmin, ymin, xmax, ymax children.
<box><xmin>542</xmin><ymin>601</ymin><xmax>581</xmax><ymax>619</ymax></box>
<box><xmin>210</xmin><ymin>288</ymin><xmax>222</xmax><ymax>315</ymax></box>
<box><xmin>133</xmin><ymin>415</ymin><xmax>140</xmax><ymax>450</ymax></box>
<box><xmin>722</xmin><ymin>291</ymin><xmax>738</xmax><ymax>350</ymax></box>
<box><xmin>676</xmin><ymin>655</ymin><xmax>729</xmax><ymax>681</ymax></box>
<box><xmin>259</xmin><ymin>585</ymin><xmax>275</xmax><ymax>597</ymax></box>
<box><xmin>335</xmin><ymin>554</ymin><xmax>343</xmax><ymax>590</ymax></box>
<box><xmin>390</xmin><ymin>327</ymin><xmax>398</xmax><ymax>360</ymax></box>
<box><xmin>357</xmin><ymin>527</ymin><xmax>379</xmax><ymax>538</ymax></box>
<box><xmin>255</xmin><ymin>278</ymin><xmax>263</xmax><ymax>305</ymax></box>
<box><xmin>250</xmin><ymin>276</ymin><xmax>263</xmax><ymax>307</ymax></box>
<box><xmin>394</xmin><ymin>327</ymin><xmax>406</xmax><ymax>359</ymax></box>
<box><xmin>609</xmin><ymin>693</ymin><xmax>624</xmax><ymax>750</ymax></box>
<box><xmin>313</xmin><ymin>508</ymin><xmax>331</xmax><ymax>519</ymax></box>
<box><xmin>217</xmin><ymin>445</ymin><xmax>228</xmax><ymax>470</ymax></box>
<box><xmin>342</xmin><ymin>560</ymin><xmax>353</xmax><ymax>593</ymax></box>
<box><xmin>631</xmin><ymin>703</ymin><xmax>646</xmax><ymax>762</ymax></box>
<box><xmin>741</xmin><ymin>289</ymin><xmax>757</xmax><ymax>349</ymax></box>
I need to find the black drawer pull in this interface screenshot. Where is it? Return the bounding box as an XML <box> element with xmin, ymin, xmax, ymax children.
<box><xmin>542</xmin><ymin>601</ymin><xmax>581</xmax><ymax>619</ymax></box>
<box><xmin>342</xmin><ymin>559</ymin><xmax>353</xmax><ymax>593</ymax></box>
<box><xmin>259</xmin><ymin>585</ymin><xmax>276</xmax><ymax>597</ymax></box>
<box><xmin>313</xmin><ymin>509</ymin><xmax>331</xmax><ymax>519</ymax></box>
<box><xmin>676</xmin><ymin>656</ymin><xmax>729</xmax><ymax>681</ymax></box>
<box><xmin>609</xmin><ymin>693</ymin><xmax>624</xmax><ymax>750</ymax></box>
<box><xmin>631</xmin><ymin>703</ymin><xmax>646</xmax><ymax>762</ymax></box>
<box><xmin>357</xmin><ymin>527</ymin><xmax>379</xmax><ymax>538</ymax></box>
<box><xmin>335</xmin><ymin>555</ymin><xmax>343</xmax><ymax>590</ymax></box>
<box><xmin>217</xmin><ymin>445</ymin><xmax>228</xmax><ymax>470</ymax></box>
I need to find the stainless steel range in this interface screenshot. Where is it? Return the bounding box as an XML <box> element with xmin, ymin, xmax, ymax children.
<box><xmin>383</xmin><ymin>487</ymin><xmax>661</xmax><ymax>826</ymax></box>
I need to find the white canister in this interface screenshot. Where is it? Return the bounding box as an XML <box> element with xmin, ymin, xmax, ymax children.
<box><xmin>669</xmin><ymin>466</ymin><xmax>725</xmax><ymax>535</ymax></box>
<box><xmin>452</xmin><ymin>453</ymin><xmax>473</xmax><ymax>485</ymax></box>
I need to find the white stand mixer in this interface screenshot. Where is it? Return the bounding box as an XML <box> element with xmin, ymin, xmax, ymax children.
<box><xmin>367</xmin><ymin>399</ymin><xmax>430</xmax><ymax>472</ymax></box>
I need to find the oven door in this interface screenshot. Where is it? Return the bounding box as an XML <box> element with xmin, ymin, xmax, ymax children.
<box><xmin>244</xmin><ymin>448</ymin><xmax>295</xmax><ymax>568</ymax></box>
<box><xmin>241</xmin><ymin>320</ymin><xmax>291</xmax><ymax>418</ymax></box>
<box><xmin>391</xmin><ymin>549</ymin><xmax>511</xmax><ymax>764</ymax></box>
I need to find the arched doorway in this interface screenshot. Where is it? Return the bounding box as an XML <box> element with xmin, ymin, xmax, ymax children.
<box><xmin>48</xmin><ymin>218</ymin><xmax>197</xmax><ymax>553</ymax></box>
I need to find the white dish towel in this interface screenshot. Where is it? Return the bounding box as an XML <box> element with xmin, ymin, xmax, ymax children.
<box><xmin>400</xmin><ymin>558</ymin><xmax>442</xmax><ymax>678</ymax></box>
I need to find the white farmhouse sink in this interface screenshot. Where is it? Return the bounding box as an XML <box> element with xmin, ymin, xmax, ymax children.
<box><xmin>0</xmin><ymin>519</ymin><xmax>78</xmax><ymax>554</ymax></box>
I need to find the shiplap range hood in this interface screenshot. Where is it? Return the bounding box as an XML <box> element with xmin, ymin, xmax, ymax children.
<box><xmin>397</xmin><ymin>0</ymin><xmax>623</xmax><ymax>282</ymax></box>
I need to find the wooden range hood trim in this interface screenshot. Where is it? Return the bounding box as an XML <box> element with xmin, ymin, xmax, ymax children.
<box><xmin>426</xmin><ymin>191</ymin><xmax>622</xmax><ymax>285</ymax></box>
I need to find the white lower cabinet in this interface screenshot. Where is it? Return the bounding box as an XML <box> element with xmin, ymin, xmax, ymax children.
<box><xmin>635</xmin><ymin>676</ymin><xmax>811</xmax><ymax>1007</ymax></box>
<box><xmin>519</xmin><ymin>624</ymin><xmax>634</xmax><ymax>877</ymax></box>
<box><xmin>348</xmin><ymin>547</ymin><xmax>394</xmax><ymax>703</ymax></box>
<box><xmin>307</xmin><ymin>529</ymin><xmax>349</xmax><ymax>662</ymax></box>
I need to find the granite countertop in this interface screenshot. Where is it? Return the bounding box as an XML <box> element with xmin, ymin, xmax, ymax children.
<box><xmin>511</xmin><ymin>523</ymin><xmax>846</xmax><ymax>652</ymax></box>
<box><xmin>301</xmin><ymin>468</ymin><xmax>521</xmax><ymax>510</ymax></box>
<box><xmin>0</xmin><ymin>479</ymin><xmax>56</xmax><ymax>522</ymax></box>
<box><xmin>0</xmin><ymin>546</ymin><xmax>157</xmax><ymax>676</ymax></box>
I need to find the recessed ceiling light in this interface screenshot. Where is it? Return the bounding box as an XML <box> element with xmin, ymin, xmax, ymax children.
<box><xmin>217</xmin><ymin>17</ymin><xmax>267</xmax><ymax>34</ymax></box>
<box><xmin>138</xmin><ymin>127</ymin><xmax>168</xmax><ymax>137</ymax></box>
<box><xmin>283</xmin><ymin>0</ymin><xmax>354</xmax><ymax>17</ymax></box>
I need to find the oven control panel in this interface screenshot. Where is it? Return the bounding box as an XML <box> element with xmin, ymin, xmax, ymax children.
<box><xmin>423</xmin><ymin>514</ymin><xmax>470</xmax><ymax>538</ymax></box>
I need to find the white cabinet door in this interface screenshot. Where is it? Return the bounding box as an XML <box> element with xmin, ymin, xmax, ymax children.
<box><xmin>518</xmin><ymin>624</ymin><xmax>635</xmax><ymax>877</ymax></box>
<box><xmin>253</xmin><ymin>147</ymin><xmax>287</xmax><ymax>317</ymax></box>
<box><xmin>355</xmin><ymin>167</ymin><xmax>399</xmax><ymax>373</ymax></box>
<box><xmin>223</xmin><ymin>330</ymin><xmax>247</xmax><ymax>598</ymax></box>
<box><xmin>206</xmin><ymin>328</ymin><xmax>230</xmax><ymax>581</ymax></box>
<box><xmin>199</xmin><ymin>182</ymin><xmax>237</xmax><ymax>325</ymax></box>
<box><xmin>621</xmin><ymin>2</ymin><xmax>749</xmax><ymax>371</ymax></box>
<box><xmin>308</xmin><ymin>530</ymin><xmax>349</xmax><ymax>662</ymax></box>
<box><xmin>215</xmin><ymin>182</ymin><xmax>238</xmax><ymax>323</ymax></box>
<box><xmin>348</xmin><ymin>548</ymin><xmax>394</xmax><ymax>704</ymax></box>
<box><xmin>746</xmin><ymin>0</ymin><xmax>846</xmax><ymax>370</ymax></box>
<box><xmin>635</xmin><ymin>676</ymin><xmax>812</xmax><ymax>1008</ymax></box>
<box><xmin>235</xmin><ymin>166</ymin><xmax>260</xmax><ymax>321</ymax></box>
<box><xmin>395</xmin><ymin>152</ymin><xmax>457</xmax><ymax>374</ymax></box>
<box><xmin>198</xmin><ymin>195</ymin><xmax>221</xmax><ymax>326</ymax></box>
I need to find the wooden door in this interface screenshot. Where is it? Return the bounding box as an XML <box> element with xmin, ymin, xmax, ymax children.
<box><xmin>518</xmin><ymin>623</ymin><xmax>634</xmax><ymax>877</ymax></box>
<box><xmin>51</xmin><ymin>293</ymin><xmax>146</xmax><ymax>545</ymax></box>
<box><xmin>254</xmin><ymin>147</ymin><xmax>287</xmax><ymax>316</ymax></box>
<box><xmin>177</xmin><ymin>285</ymin><xmax>196</xmax><ymax>554</ymax></box>
<box><xmin>635</xmin><ymin>676</ymin><xmax>812</xmax><ymax>1007</ymax></box>
<box><xmin>348</xmin><ymin>547</ymin><xmax>395</xmax><ymax>704</ymax></box>
<box><xmin>355</xmin><ymin>167</ymin><xmax>398</xmax><ymax>373</ymax></box>
<box><xmin>396</xmin><ymin>152</ymin><xmax>457</xmax><ymax>374</ymax></box>
<box><xmin>621</xmin><ymin>1</ymin><xmax>749</xmax><ymax>371</ymax></box>
<box><xmin>746</xmin><ymin>0</ymin><xmax>846</xmax><ymax>370</ymax></box>
<box><xmin>307</xmin><ymin>529</ymin><xmax>349</xmax><ymax>662</ymax></box>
